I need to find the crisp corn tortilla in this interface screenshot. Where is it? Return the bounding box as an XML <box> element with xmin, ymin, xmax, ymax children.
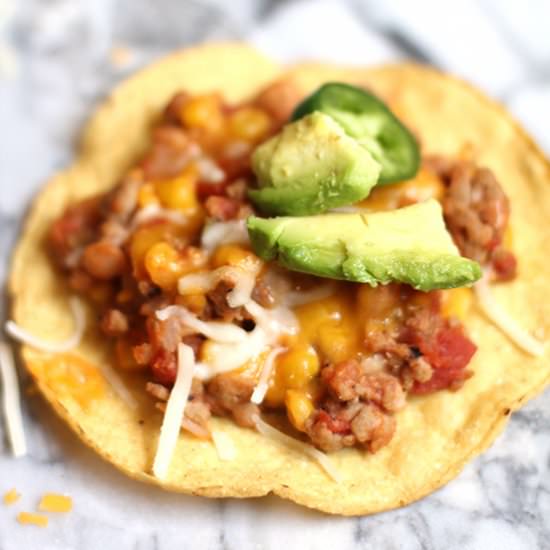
<box><xmin>8</xmin><ymin>43</ymin><xmax>550</xmax><ymax>515</ymax></box>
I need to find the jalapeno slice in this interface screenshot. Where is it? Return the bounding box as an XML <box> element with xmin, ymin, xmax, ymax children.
<box><xmin>292</xmin><ymin>83</ymin><xmax>420</xmax><ymax>184</ymax></box>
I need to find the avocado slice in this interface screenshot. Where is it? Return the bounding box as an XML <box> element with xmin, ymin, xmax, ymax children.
<box><xmin>249</xmin><ymin>112</ymin><xmax>381</xmax><ymax>216</ymax></box>
<box><xmin>247</xmin><ymin>199</ymin><xmax>481</xmax><ymax>291</ymax></box>
<box><xmin>292</xmin><ymin>83</ymin><xmax>420</xmax><ymax>185</ymax></box>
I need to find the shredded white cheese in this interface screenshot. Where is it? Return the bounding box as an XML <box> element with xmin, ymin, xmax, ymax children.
<box><xmin>181</xmin><ymin>417</ymin><xmax>210</xmax><ymax>439</ymax></box>
<box><xmin>195</xmin><ymin>326</ymin><xmax>268</xmax><ymax>380</ymax></box>
<box><xmin>193</xmin><ymin>302</ymin><xmax>297</xmax><ymax>381</ymax></box>
<box><xmin>245</xmin><ymin>301</ymin><xmax>299</xmax><ymax>337</ymax></box>
<box><xmin>97</xmin><ymin>362</ymin><xmax>138</xmax><ymax>410</ymax></box>
<box><xmin>108</xmin><ymin>205</ymin><xmax>190</xmax><ymax>246</ymax></box>
<box><xmin>130</xmin><ymin>204</ymin><xmax>188</xmax><ymax>231</ymax></box>
<box><xmin>6</xmin><ymin>299</ymin><xmax>137</xmax><ymax>409</ymax></box>
<box><xmin>153</xmin><ymin>343</ymin><xmax>195</xmax><ymax>479</ymax></box>
<box><xmin>177</xmin><ymin>263</ymin><xmax>259</xmax><ymax>308</ymax></box>
<box><xmin>475</xmin><ymin>279</ymin><xmax>544</xmax><ymax>357</ymax></box>
<box><xmin>200</xmin><ymin>220</ymin><xmax>249</xmax><ymax>251</ymax></box>
<box><xmin>156</xmin><ymin>305</ymin><xmax>248</xmax><ymax>343</ymax></box>
<box><xmin>284</xmin><ymin>284</ymin><xmax>335</xmax><ymax>307</ymax></box>
<box><xmin>253</xmin><ymin>415</ymin><xmax>341</xmax><ymax>483</ymax></box>
<box><xmin>0</xmin><ymin>342</ymin><xmax>27</xmax><ymax>457</ymax></box>
<box><xmin>251</xmin><ymin>347</ymin><xmax>286</xmax><ymax>405</ymax></box>
<box><xmin>5</xmin><ymin>297</ymin><xmax>85</xmax><ymax>354</ymax></box>
<box><xmin>211</xmin><ymin>429</ymin><xmax>237</xmax><ymax>461</ymax></box>
<box><xmin>196</xmin><ymin>158</ymin><xmax>225</xmax><ymax>183</ymax></box>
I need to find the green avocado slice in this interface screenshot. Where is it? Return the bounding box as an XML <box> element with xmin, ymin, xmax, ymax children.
<box><xmin>247</xmin><ymin>199</ymin><xmax>481</xmax><ymax>291</ymax></box>
<box><xmin>249</xmin><ymin>112</ymin><xmax>381</xmax><ymax>216</ymax></box>
<box><xmin>292</xmin><ymin>83</ymin><xmax>420</xmax><ymax>185</ymax></box>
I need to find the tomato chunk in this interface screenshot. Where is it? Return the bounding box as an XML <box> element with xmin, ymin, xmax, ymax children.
<box><xmin>404</xmin><ymin>318</ymin><xmax>477</xmax><ymax>394</ymax></box>
<box><xmin>412</xmin><ymin>368</ymin><xmax>472</xmax><ymax>394</ymax></box>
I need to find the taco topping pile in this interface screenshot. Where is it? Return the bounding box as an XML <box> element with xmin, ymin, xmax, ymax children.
<box><xmin>30</xmin><ymin>79</ymin><xmax>526</xmax><ymax>477</ymax></box>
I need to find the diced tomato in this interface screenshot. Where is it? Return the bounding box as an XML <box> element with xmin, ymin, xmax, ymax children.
<box><xmin>408</xmin><ymin>323</ymin><xmax>477</xmax><ymax>394</ymax></box>
<box><xmin>151</xmin><ymin>349</ymin><xmax>177</xmax><ymax>385</ymax></box>
<box><xmin>411</xmin><ymin>368</ymin><xmax>472</xmax><ymax>395</ymax></box>
<box><xmin>218</xmin><ymin>152</ymin><xmax>252</xmax><ymax>180</ymax></box>
<box><xmin>409</xmin><ymin>322</ymin><xmax>477</xmax><ymax>371</ymax></box>
<box><xmin>316</xmin><ymin>410</ymin><xmax>351</xmax><ymax>434</ymax></box>
<box><xmin>427</xmin><ymin>326</ymin><xmax>477</xmax><ymax>370</ymax></box>
<box><xmin>196</xmin><ymin>180</ymin><xmax>227</xmax><ymax>199</ymax></box>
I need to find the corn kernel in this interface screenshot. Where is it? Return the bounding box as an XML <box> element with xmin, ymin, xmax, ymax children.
<box><xmin>316</xmin><ymin>324</ymin><xmax>360</xmax><ymax>364</ymax></box>
<box><xmin>130</xmin><ymin>223</ymin><xmax>184</xmax><ymax>277</ymax></box>
<box><xmin>356</xmin><ymin>284</ymin><xmax>401</xmax><ymax>320</ymax></box>
<box><xmin>441</xmin><ymin>287</ymin><xmax>472</xmax><ymax>321</ymax></box>
<box><xmin>228</xmin><ymin>107</ymin><xmax>271</xmax><ymax>143</ymax></box>
<box><xmin>154</xmin><ymin>164</ymin><xmax>199</xmax><ymax>212</ymax></box>
<box><xmin>285</xmin><ymin>389</ymin><xmax>314</xmax><ymax>432</ymax></box>
<box><xmin>175</xmin><ymin>293</ymin><xmax>207</xmax><ymax>314</ymax></box>
<box><xmin>304</xmin><ymin>379</ymin><xmax>324</xmax><ymax>401</ymax></box>
<box><xmin>279</xmin><ymin>343</ymin><xmax>320</xmax><ymax>390</ymax></box>
<box><xmin>180</xmin><ymin>94</ymin><xmax>224</xmax><ymax>131</ymax></box>
<box><xmin>211</xmin><ymin>244</ymin><xmax>260</xmax><ymax>270</ymax></box>
<box><xmin>357</xmin><ymin>168</ymin><xmax>445</xmax><ymax>212</ymax></box>
<box><xmin>144</xmin><ymin>242</ymin><xmax>187</xmax><ymax>291</ymax></box>
<box><xmin>264</xmin><ymin>366</ymin><xmax>286</xmax><ymax>407</ymax></box>
<box><xmin>137</xmin><ymin>183</ymin><xmax>160</xmax><ymax>208</ymax></box>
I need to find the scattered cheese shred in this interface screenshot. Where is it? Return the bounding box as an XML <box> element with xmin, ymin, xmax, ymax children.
<box><xmin>97</xmin><ymin>361</ymin><xmax>138</xmax><ymax>410</ymax></box>
<box><xmin>196</xmin><ymin>157</ymin><xmax>225</xmax><ymax>183</ymax></box>
<box><xmin>181</xmin><ymin>417</ymin><xmax>210</xmax><ymax>439</ymax></box>
<box><xmin>253</xmin><ymin>416</ymin><xmax>342</xmax><ymax>483</ymax></box>
<box><xmin>475</xmin><ymin>280</ymin><xmax>544</xmax><ymax>357</ymax></box>
<box><xmin>284</xmin><ymin>284</ymin><xmax>335</xmax><ymax>307</ymax></box>
<box><xmin>6</xmin><ymin>299</ymin><xmax>136</xmax><ymax>410</ymax></box>
<box><xmin>152</xmin><ymin>343</ymin><xmax>195</xmax><ymax>479</ymax></box>
<box><xmin>211</xmin><ymin>430</ymin><xmax>237</xmax><ymax>461</ymax></box>
<box><xmin>177</xmin><ymin>264</ymin><xmax>258</xmax><ymax>308</ymax></box>
<box><xmin>201</xmin><ymin>220</ymin><xmax>249</xmax><ymax>250</ymax></box>
<box><xmin>5</xmin><ymin>297</ymin><xmax>85</xmax><ymax>354</ymax></box>
<box><xmin>225</xmin><ymin>266</ymin><xmax>259</xmax><ymax>308</ymax></box>
<box><xmin>129</xmin><ymin>204</ymin><xmax>189</xmax><ymax>231</ymax></box>
<box><xmin>0</xmin><ymin>342</ymin><xmax>27</xmax><ymax>457</ymax></box>
<box><xmin>156</xmin><ymin>305</ymin><xmax>248</xmax><ymax>343</ymax></box>
<box><xmin>38</xmin><ymin>493</ymin><xmax>72</xmax><ymax>513</ymax></box>
<box><xmin>17</xmin><ymin>512</ymin><xmax>48</xmax><ymax>528</ymax></box>
<box><xmin>251</xmin><ymin>347</ymin><xmax>286</xmax><ymax>405</ymax></box>
<box><xmin>3</xmin><ymin>488</ymin><xmax>20</xmax><ymax>505</ymax></box>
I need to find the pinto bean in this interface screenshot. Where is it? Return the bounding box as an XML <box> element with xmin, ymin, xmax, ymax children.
<box><xmin>255</xmin><ymin>78</ymin><xmax>302</xmax><ymax>126</ymax></box>
<box><xmin>82</xmin><ymin>241</ymin><xmax>126</xmax><ymax>280</ymax></box>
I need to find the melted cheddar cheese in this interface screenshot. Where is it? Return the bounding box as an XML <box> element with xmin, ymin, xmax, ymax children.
<box><xmin>357</xmin><ymin>168</ymin><xmax>445</xmax><ymax>212</ymax></box>
<box><xmin>29</xmin><ymin>354</ymin><xmax>105</xmax><ymax>408</ymax></box>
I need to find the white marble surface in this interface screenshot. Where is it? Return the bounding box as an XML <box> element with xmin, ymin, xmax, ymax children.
<box><xmin>2</xmin><ymin>1</ymin><xmax>550</xmax><ymax>549</ymax></box>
